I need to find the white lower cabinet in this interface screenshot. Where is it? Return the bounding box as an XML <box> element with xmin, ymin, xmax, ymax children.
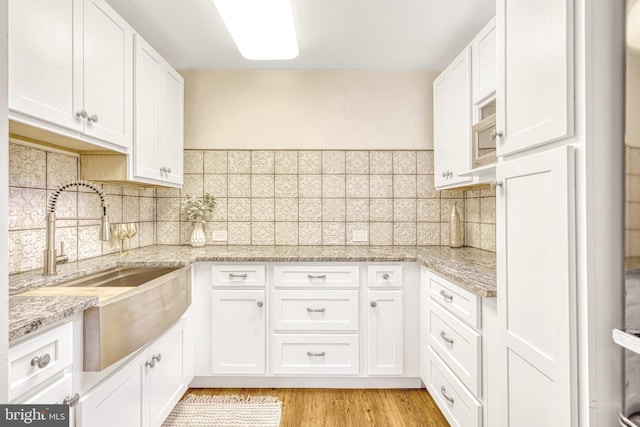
<box><xmin>77</xmin><ymin>316</ymin><xmax>192</xmax><ymax>427</ymax></box>
<box><xmin>193</xmin><ymin>262</ymin><xmax>420</xmax><ymax>387</ymax></box>
<box><xmin>211</xmin><ymin>289</ymin><xmax>266</xmax><ymax>375</ymax></box>
<box><xmin>367</xmin><ymin>290</ymin><xmax>403</xmax><ymax>376</ymax></box>
<box><xmin>421</xmin><ymin>268</ymin><xmax>497</xmax><ymax>427</ymax></box>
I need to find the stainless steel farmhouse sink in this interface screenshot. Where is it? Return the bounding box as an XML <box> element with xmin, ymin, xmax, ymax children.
<box><xmin>55</xmin><ymin>265</ymin><xmax>191</xmax><ymax>371</ymax></box>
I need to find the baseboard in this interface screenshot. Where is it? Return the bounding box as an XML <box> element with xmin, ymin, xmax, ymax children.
<box><xmin>189</xmin><ymin>376</ymin><xmax>423</xmax><ymax>389</ymax></box>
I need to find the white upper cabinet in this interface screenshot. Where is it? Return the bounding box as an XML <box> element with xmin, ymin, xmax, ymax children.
<box><xmin>8</xmin><ymin>0</ymin><xmax>133</xmax><ymax>151</ymax></box>
<box><xmin>133</xmin><ymin>35</ymin><xmax>184</xmax><ymax>186</ymax></box>
<box><xmin>433</xmin><ymin>47</ymin><xmax>473</xmax><ymax>189</ymax></box>
<box><xmin>472</xmin><ymin>17</ymin><xmax>497</xmax><ymax>105</ymax></box>
<box><xmin>81</xmin><ymin>0</ymin><xmax>133</xmax><ymax>148</ymax></box>
<box><xmin>496</xmin><ymin>0</ymin><xmax>573</xmax><ymax>156</ymax></box>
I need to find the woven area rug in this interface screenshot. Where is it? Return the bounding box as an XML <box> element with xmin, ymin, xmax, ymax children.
<box><xmin>163</xmin><ymin>394</ymin><xmax>282</xmax><ymax>426</ymax></box>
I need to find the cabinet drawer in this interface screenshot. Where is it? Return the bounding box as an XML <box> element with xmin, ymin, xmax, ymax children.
<box><xmin>211</xmin><ymin>264</ymin><xmax>265</xmax><ymax>287</ymax></box>
<box><xmin>428</xmin><ymin>273</ymin><xmax>481</xmax><ymax>328</ymax></box>
<box><xmin>273</xmin><ymin>265</ymin><xmax>359</xmax><ymax>289</ymax></box>
<box><xmin>9</xmin><ymin>322</ymin><xmax>73</xmax><ymax>401</ymax></box>
<box><xmin>428</xmin><ymin>301</ymin><xmax>481</xmax><ymax>395</ymax></box>
<box><xmin>367</xmin><ymin>265</ymin><xmax>403</xmax><ymax>288</ymax></box>
<box><xmin>18</xmin><ymin>373</ymin><xmax>72</xmax><ymax>405</ymax></box>
<box><xmin>271</xmin><ymin>334</ymin><xmax>359</xmax><ymax>375</ymax></box>
<box><xmin>272</xmin><ymin>290</ymin><xmax>359</xmax><ymax>331</ymax></box>
<box><xmin>426</xmin><ymin>346</ymin><xmax>482</xmax><ymax>427</ymax></box>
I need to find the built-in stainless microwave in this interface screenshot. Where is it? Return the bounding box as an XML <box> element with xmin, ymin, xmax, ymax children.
<box><xmin>471</xmin><ymin>112</ymin><xmax>497</xmax><ymax>168</ymax></box>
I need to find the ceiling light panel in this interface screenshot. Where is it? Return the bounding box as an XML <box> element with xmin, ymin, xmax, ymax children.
<box><xmin>213</xmin><ymin>0</ymin><xmax>299</xmax><ymax>60</ymax></box>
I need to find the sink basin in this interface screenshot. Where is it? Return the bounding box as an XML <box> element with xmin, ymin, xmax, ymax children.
<box><xmin>52</xmin><ymin>265</ymin><xmax>191</xmax><ymax>371</ymax></box>
<box><xmin>60</xmin><ymin>266</ymin><xmax>182</xmax><ymax>288</ymax></box>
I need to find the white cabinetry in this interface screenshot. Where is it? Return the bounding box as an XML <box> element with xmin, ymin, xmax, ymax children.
<box><xmin>193</xmin><ymin>262</ymin><xmax>420</xmax><ymax>387</ymax></box>
<box><xmin>496</xmin><ymin>0</ymin><xmax>573</xmax><ymax>156</ymax></box>
<box><xmin>493</xmin><ymin>146</ymin><xmax>576</xmax><ymax>426</ymax></box>
<box><xmin>210</xmin><ymin>264</ymin><xmax>266</xmax><ymax>375</ymax></box>
<box><xmin>212</xmin><ymin>290</ymin><xmax>266</xmax><ymax>374</ymax></box>
<box><xmin>472</xmin><ymin>18</ymin><xmax>497</xmax><ymax>105</ymax></box>
<box><xmin>421</xmin><ymin>269</ymin><xmax>497</xmax><ymax>427</ymax></box>
<box><xmin>8</xmin><ymin>0</ymin><xmax>133</xmax><ymax>151</ymax></box>
<box><xmin>434</xmin><ymin>47</ymin><xmax>472</xmax><ymax>189</ymax></box>
<box><xmin>77</xmin><ymin>316</ymin><xmax>192</xmax><ymax>427</ymax></box>
<box><xmin>367</xmin><ymin>266</ymin><xmax>403</xmax><ymax>375</ymax></box>
<box><xmin>133</xmin><ymin>35</ymin><xmax>184</xmax><ymax>187</ymax></box>
<box><xmin>271</xmin><ymin>265</ymin><xmax>360</xmax><ymax>376</ymax></box>
<box><xmin>9</xmin><ymin>321</ymin><xmax>78</xmax><ymax>413</ymax></box>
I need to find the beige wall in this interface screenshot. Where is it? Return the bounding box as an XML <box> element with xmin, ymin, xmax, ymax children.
<box><xmin>181</xmin><ymin>70</ymin><xmax>438</xmax><ymax>150</ymax></box>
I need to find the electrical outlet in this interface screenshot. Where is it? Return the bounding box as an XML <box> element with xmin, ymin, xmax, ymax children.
<box><xmin>212</xmin><ymin>230</ymin><xmax>228</xmax><ymax>241</ymax></box>
<box><xmin>352</xmin><ymin>230</ymin><xmax>368</xmax><ymax>242</ymax></box>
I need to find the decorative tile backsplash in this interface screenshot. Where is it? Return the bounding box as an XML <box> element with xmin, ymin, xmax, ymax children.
<box><xmin>8</xmin><ymin>142</ymin><xmax>156</xmax><ymax>274</ymax></box>
<box><xmin>7</xmin><ymin>144</ymin><xmax>497</xmax><ymax>274</ymax></box>
<box><xmin>156</xmin><ymin>149</ymin><xmax>496</xmax><ymax>249</ymax></box>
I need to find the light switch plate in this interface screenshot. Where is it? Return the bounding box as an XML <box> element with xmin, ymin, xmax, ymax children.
<box><xmin>352</xmin><ymin>230</ymin><xmax>368</xmax><ymax>242</ymax></box>
<box><xmin>212</xmin><ymin>230</ymin><xmax>228</xmax><ymax>241</ymax></box>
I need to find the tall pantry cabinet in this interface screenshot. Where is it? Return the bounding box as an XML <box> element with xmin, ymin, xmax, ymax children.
<box><xmin>492</xmin><ymin>0</ymin><xmax>577</xmax><ymax>425</ymax></box>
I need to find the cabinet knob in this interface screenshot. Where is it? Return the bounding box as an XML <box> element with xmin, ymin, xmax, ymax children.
<box><xmin>87</xmin><ymin>114</ymin><xmax>98</xmax><ymax>123</ymax></box>
<box><xmin>63</xmin><ymin>393</ymin><xmax>80</xmax><ymax>407</ymax></box>
<box><xmin>166</xmin><ymin>168</ymin><xmax>171</xmax><ymax>174</ymax></box>
<box><xmin>160</xmin><ymin>167</ymin><xmax>166</xmax><ymax>174</ymax></box>
<box><xmin>153</xmin><ymin>353</ymin><xmax>162</xmax><ymax>364</ymax></box>
<box><xmin>75</xmin><ymin>110</ymin><xmax>88</xmax><ymax>119</ymax></box>
<box><xmin>442</xmin><ymin>172</ymin><xmax>447</xmax><ymax>178</ymax></box>
<box><xmin>382</xmin><ymin>273</ymin><xmax>390</xmax><ymax>280</ymax></box>
<box><xmin>30</xmin><ymin>353</ymin><xmax>51</xmax><ymax>369</ymax></box>
<box><xmin>490</xmin><ymin>130</ymin><xmax>503</xmax><ymax>141</ymax></box>
<box><xmin>490</xmin><ymin>179</ymin><xmax>503</xmax><ymax>190</ymax></box>
<box><xmin>145</xmin><ymin>358</ymin><xmax>156</xmax><ymax>368</ymax></box>
<box><xmin>257</xmin><ymin>301</ymin><xmax>264</xmax><ymax>308</ymax></box>
<box><xmin>370</xmin><ymin>301</ymin><xmax>377</xmax><ymax>308</ymax></box>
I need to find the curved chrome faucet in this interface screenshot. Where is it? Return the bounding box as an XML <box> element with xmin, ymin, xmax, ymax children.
<box><xmin>44</xmin><ymin>180</ymin><xmax>110</xmax><ymax>275</ymax></box>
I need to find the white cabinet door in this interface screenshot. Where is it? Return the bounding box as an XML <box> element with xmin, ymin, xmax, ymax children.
<box><xmin>133</xmin><ymin>35</ymin><xmax>163</xmax><ymax>182</ymax></box>
<box><xmin>367</xmin><ymin>290</ymin><xmax>403</xmax><ymax>375</ymax></box>
<box><xmin>82</xmin><ymin>0</ymin><xmax>132</xmax><ymax>149</ymax></box>
<box><xmin>133</xmin><ymin>34</ymin><xmax>183</xmax><ymax>186</ymax></box>
<box><xmin>147</xmin><ymin>319</ymin><xmax>188</xmax><ymax>427</ymax></box>
<box><xmin>472</xmin><ymin>17</ymin><xmax>496</xmax><ymax>104</ymax></box>
<box><xmin>212</xmin><ymin>290</ymin><xmax>266</xmax><ymax>374</ymax></box>
<box><xmin>77</xmin><ymin>353</ymin><xmax>145</xmax><ymax>427</ymax></box>
<box><xmin>8</xmin><ymin>0</ymin><xmax>83</xmax><ymax>131</ymax></box>
<box><xmin>496</xmin><ymin>0</ymin><xmax>573</xmax><ymax>156</ymax></box>
<box><xmin>495</xmin><ymin>146</ymin><xmax>576</xmax><ymax>426</ymax></box>
<box><xmin>434</xmin><ymin>47</ymin><xmax>472</xmax><ymax>189</ymax></box>
<box><xmin>159</xmin><ymin>66</ymin><xmax>184</xmax><ymax>186</ymax></box>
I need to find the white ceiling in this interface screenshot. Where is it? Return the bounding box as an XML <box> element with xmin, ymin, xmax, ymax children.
<box><xmin>107</xmin><ymin>0</ymin><xmax>496</xmax><ymax>71</ymax></box>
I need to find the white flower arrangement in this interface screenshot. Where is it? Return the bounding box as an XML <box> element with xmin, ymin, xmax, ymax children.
<box><xmin>183</xmin><ymin>193</ymin><xmax>216</xmax><ymax>223</ymax></box>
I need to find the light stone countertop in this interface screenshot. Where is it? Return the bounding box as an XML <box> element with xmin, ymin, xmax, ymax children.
<box><xmin>8</xmin><ymin>245</ymin><xmax>496</xmax><ymax>342</ymax></box>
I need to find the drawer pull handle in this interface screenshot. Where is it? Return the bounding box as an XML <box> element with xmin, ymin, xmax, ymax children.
<box><xmin>307</xmin><ymin>274</ymin><xmax>327</xmax><ymax>280</ymax></box>
<box><xmin>229</xmin><ymin>273</ymin><xmax>248</xmax><ymax>279</ymax></box>
<box><xmin>370</xmin><ymin>301</ymin><xmax>378</xmax><ymax>308</ymax></box>
<box><xmin>307</xmin><ymin>308</ymin><xmax>325</xmax><ymax>313</ymax></box>
<box><xmin>382</xmin><ymin>273</ymin><xmax>390</xmax><ymax>280</ymax></box>
<box><xmin>30</xmin><ymin>353</ymin><xmax>51</xmax><ymax>369</ymax></box>
<box><xmin>63</xmin><ymin>393</ymin><xmax>80</xmax><ymax>407</ymax></box>
<box><xmin>439</xmin><ymin>290</ymin><xmax>454</xmax><ymax>302</ymax></box>
<box><xmin>257</xmin><ymin>301</ymin><xmax>264</xmax><ymax>308</ymax></box>
<box><xmin>307</xmin><ymin>351</ymin><xmax>326</xmax><ymax>357</ymax></box>
<box><xmin>440</xmin><ymin>331</ymin><xmax>454</xmax><ymax>345</ymax></box>
<box><xmin>440</xmin><ymin>386</ymin><xmax>455</xmax><ymax>404</ymax></box>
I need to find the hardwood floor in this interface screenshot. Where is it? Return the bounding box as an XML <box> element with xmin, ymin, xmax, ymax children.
<box><xmin>187</xmin><ymin>388</ymin><xmax>449</xmax><ymax>427</ymax></box>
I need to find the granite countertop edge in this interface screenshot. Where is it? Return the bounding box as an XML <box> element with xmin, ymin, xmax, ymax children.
<box><xmin>8</xmin><ymin>245</ymin><xmax>496</xmax><ymax>342</ymax></box>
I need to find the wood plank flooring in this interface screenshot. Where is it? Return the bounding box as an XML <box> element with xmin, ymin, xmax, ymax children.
<box><xmin>187</xmin><ymin>388</ymin><xmax>449</xmax><ymax>427</ymax></box>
